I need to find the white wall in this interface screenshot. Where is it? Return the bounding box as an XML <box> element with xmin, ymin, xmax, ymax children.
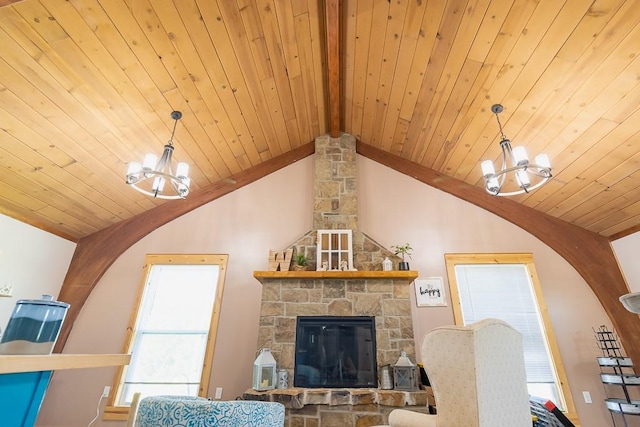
<box><xmin>612</xmin><ymin>232</ymin><xmax>640</xmax><ymax>292</ymax></box>
<box><xmin>0</xmin><ymin>214</ymin><xmax>76</xmax><ymax>332</ymax></box>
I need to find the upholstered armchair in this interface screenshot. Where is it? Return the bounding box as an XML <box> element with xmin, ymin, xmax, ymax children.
<box><xmin>136</xmin><ymin>395</ymin><xmax>285</xmax><ymax>427</ymax></box>
<box><xmin>387</xmin><ymin>318</ymin><xmax>532</xmax><ymax>427</ymax></box>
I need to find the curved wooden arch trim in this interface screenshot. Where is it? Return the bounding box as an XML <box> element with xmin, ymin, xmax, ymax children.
<box><xmin>356</xmin><ymin>141</ymin><xmax>640</xmax><ymax>365</ymax></box>
<box><xmin>53</xmin><ymin>142</ymin><xmax>315</xmax><ymax>353</ymax></box>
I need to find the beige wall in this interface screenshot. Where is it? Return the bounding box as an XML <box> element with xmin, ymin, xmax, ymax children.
<box><xmin>37</xmin><ymin>156</ymin><xmax>315</xmax><ymax>427</ymax></box>
<box><xmin>357</xmin><ymin>157</ymin><xmax>612</xmax><ymax>427</ymax></box>
<box><xmin>36</xmin><ymin>154</ymin><xmax>613</xmax><ymax>426</ymax></box>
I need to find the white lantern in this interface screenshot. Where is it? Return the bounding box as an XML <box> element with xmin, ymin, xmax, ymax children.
<box><xmin>393</xmin><ymin>351</ymin><xmax>420</xmax><ymax>391</ymax></box>
<box><xmin>252</xmin><ymin>348</ymin><xmax>277</xmax><ymax>391</ymax></box>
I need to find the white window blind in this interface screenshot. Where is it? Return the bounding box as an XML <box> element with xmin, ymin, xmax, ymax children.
<box><xmin>119</xmin><ymin>264</ymin><xmax>219</xmax><ymax>403</ymax></box>
<box><xmin>106</xmin><ymin>254</ymin><xmax>228</xmax><ymax>420</ymax></box>
<box><xmin>454</xmin><ymin>263</ymin><xmax>559</xmax><ymax>401</ymax></box>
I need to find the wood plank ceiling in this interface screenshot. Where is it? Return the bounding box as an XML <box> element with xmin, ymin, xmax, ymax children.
<box><xmin>1</xmin><ymin>0</ymin><xmax>640</xmax><ymax>242</ymax></box>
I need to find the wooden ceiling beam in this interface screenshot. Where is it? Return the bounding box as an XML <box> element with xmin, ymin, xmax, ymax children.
<box><xmin>357</xmin><ymin>141</ymin><xmax>640</xmax><ymax>366</ymax></box>
<box><xmin>325</xmin><ymin>0</ymin><xmax>340</xmax><ymax>138</ymax></box>
<box><xmin>53</xmin><ymin>142</ymin><xmax>315</xmax><ymax>352</ymax></box>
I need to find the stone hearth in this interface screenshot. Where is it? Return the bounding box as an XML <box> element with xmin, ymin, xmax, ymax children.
<box><xmin>243</xmin><ymin>387</ymin><xmax>430</xmax><ymax>426</ymax></box>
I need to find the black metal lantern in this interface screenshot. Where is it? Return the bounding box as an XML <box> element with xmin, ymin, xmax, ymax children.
<box><xmin>393</xmin><ymin>351</ymin><xmax>420</xmax><ymax>391</ymax></box>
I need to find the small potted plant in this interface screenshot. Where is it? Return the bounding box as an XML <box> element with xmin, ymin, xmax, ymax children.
<box><xmin>293</xmin><ymin>253</ymin><xmax>308</xmax><ymax>271</ymax></box>
<box><xmin>391</xmin><ymin>243</ymin><xmax>413</xmax><ymax>271</ymax></box>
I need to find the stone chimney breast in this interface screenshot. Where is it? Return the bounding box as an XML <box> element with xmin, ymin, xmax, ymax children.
<box><xmin>313</xmin><ymin>134</ymin><xmax>359</xmax><ymax>231</ymax></box>
<box><xmin>291</xmin><ymin>134</ymin><xmax>400</xmax><ymax>272</ymax></box>
<box><xmin>250</xmin><ymin>134</ymin><xmax>426</xmax><ymax>425</ymax></box>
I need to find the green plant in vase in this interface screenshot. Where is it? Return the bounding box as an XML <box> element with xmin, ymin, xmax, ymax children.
<box><xmin>294</xmin><ymin>253</ymin><xmax>308</xmax><ymax>271</ymax></box>
<box><xmin>391</xmin><ymin>243</ymin><xmax>413</xmax><ymax>271</ymax></box>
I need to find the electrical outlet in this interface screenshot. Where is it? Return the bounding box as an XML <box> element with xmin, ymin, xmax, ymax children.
<box><xmin>102</xmin><ymin>386</ymin><xmax>111</xmax><ymax>398</ymax></box>
<box><xmin>214</xmin><ymin>387</ymin><xmax>223</xmax><ymax>399</ymax></box>
<box><xmin>583</xmin><ymin>391</ymin><xmax>592</xmax><ymax>404</ymax></box>
<box><xmin>0</xmin><ymin>283</ymin><xmax>13</xmax><ymax>297</ymax></box>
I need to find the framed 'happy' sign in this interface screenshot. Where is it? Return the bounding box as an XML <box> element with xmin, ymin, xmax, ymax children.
<box><xmin>414</xmin><ymin>277</ymin><xmax>446</xmax><ymax>307</ymax></box>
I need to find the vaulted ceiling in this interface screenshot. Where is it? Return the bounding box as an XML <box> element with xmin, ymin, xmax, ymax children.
<box><xmin>1</xmin><ymin>0</ymin><xmax>640</xmax><ymax>242</ymax></box>
<box><xmin>6</xmin><ymin>0</ymin><xmax>640</xmax><ymax>366</ymax></box>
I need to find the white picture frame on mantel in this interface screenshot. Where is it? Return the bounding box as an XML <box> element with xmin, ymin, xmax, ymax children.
<box><xmin>316</xmin><ymin>229</ymin><xmax>354</xmax><ymax>271</ymax></box>
<box><xmin>414</xmin><ymin>277</ymin><xmax>446</xmax><ymax>307</ymax></box>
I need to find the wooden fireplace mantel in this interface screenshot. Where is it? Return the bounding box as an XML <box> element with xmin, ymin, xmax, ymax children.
<box><xmin>253</xmin><ymin>270</ymin><xmax>419</xmax><ymax>283</ymax></box>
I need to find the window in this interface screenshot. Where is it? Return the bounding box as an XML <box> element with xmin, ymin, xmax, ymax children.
<box><xmin>316</xmin><ymin>229</ymin><xmax>353</xmax><ymax>270</ymax></box>
<box><xmin>444</xmin><ymin>253</ymin><xmax>576</xmax><ymax>420</ymax></box>
<box><xmin>105</xmin><ymin>254</ymin><xmax>228</xmax><ymax>420</ymax></box>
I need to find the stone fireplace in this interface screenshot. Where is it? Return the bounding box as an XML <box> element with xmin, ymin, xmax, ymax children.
<box><xmin>245</xmin><ymin>134</ymin><xmax>428</xmax><ymax>426</ymax></box>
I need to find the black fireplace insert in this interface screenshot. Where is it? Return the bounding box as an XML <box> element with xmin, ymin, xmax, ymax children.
<box><xmin>294</xmin><ymin>316</ymin><xmax>377</xmax><ymax>388</ymax></box>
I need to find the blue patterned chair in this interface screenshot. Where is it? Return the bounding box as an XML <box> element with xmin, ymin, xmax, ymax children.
<box><xmin>136</xmin><ymin>395</ymin><xmax>285</xmax><ymax>427</ymax></box>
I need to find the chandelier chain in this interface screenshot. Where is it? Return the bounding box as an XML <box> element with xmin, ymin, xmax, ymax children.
<box><xmin>168</xmin><ymin>111</ymin><xmax>182</xmax><ymax>145</ymax></box>
<box><xmin>494</xmin><ymin>110</ymin><xmax>507</xmax><ymax>141</ymax></box>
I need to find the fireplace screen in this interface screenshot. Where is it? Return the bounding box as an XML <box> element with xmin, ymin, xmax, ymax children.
<box><xmin>294</xmin><ymin>316</ymin><xmax>377</xmax><ymax>388</ymax></box>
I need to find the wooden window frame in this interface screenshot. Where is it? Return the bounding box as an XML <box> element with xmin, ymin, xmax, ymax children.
<box><xmin>103</xmin><ymin>254</ymin><xmax>228</xmax><ymax>420</ymax></box>
<box><xmin>444</xmin><ymin>253</ymin><xmax>578</xmax><ymax>424</ymax></box>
